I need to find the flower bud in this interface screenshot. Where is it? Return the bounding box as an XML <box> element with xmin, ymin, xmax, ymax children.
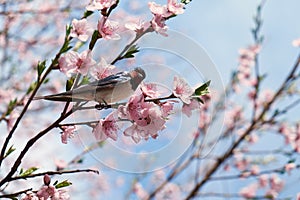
<box><xmin>43</xmin><ymin>174</ymin><xmax>51</xmax><ymax>186</ymax></box>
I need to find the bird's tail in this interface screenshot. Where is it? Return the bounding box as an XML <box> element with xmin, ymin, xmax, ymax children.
<box><xmin>33</xmin><ymin>91</ymin><xmax>76</xmax><ymax>102</ymax></box>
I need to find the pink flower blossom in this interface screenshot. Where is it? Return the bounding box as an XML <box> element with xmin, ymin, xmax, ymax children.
<box><xmin>269</xmin><ymin>174</ymin><xmax>284</xmax><ymax>192</ymax></box>
<box><xmin>140</xmin><ymin>82</ymin><xmax>160</xmax><ymax>98</ymax></box>
<box><xmin>167</xmin><ymin>0</ymin><xmax>185</xmax><ymax>15</ymax></box>
<box><xmin>151</xmin><ymin>14</ymin><xmax>168</xmax><ymax>36</ymax></box>
<box><xmin>43</xmin><ymin>174</ymin><xmax>51</xmax><ymax>186</ymax></box>
<box><xmin>297</xmin><ymin>193</ymin><xmax>300</xmax><ymax>200</ymax></box>
<box><xmin>285</xmin><ymin>162</ymin><xmax>296</xmax><ymax>175</ymax></box>
<box><xmin>86</xmin><ymin>0</ymin><xmax>117</xmax><ymax>11</ymax></box>
<box><xmin>258</xmin><ymin>174</ymin><xmax>268</xmax><ymax>188</ymax></box>
<box><xmin>161</xmin><ymin>101</ymin><xmax>174</xmax><ymax>117</ymax></box>
<box><xmin>182</xmin><ymin>99</ymin><xmax>200</xmax><ymax>117</ymax></box>
<box><xmin>93</xmin><ymin>111</ymin><xmax>119</xmax><ymax>141</ymax></box>
<box><xmin>173</xmin><ymin>76</ymin><xmax>193</xmax><ymax>104</ymax></box>
<box><xmin>90</xmin><ymin>57</ymin><xmax>116</xmax><ymax>80</ymax></box>
<box><xmin>239</xmin><ymin>183</ymin><xmax>258</xmax><ymax>199</ymax></box>
<box><xmin>98</xmin><ymin>17</ymin><xmax>120</xmax><ymax>40</ymax></box>
<box><xmin>37</xmin><ymin>186</ymin><xmax>57</xmax><ymax>199</ymax></box>
<box><xmin>61</xmin><ymin>125</ymin><xmax>75</xmax><ymax>144</ymax></box>
<box><xmin>54</xmin><ymin>159</ymin><xmax>67</xmax><ymax>170</ymax></box>
<box><xmin>148</xmin><ymin>2</ymin><xmax>169</xmax><ymax>17</ymax></box>
<box><xmin>292</xmin><ymin>38</ymin><xmax>300</xmax><ymax>47</ymax></box>
<box><xmin>120</xmin><ymin>94</ymin><xmax>166</xmax><ymax>143</ymax></box>
<box><xmin>70</xmin><ymin>19</ymin><xmax>93</xmax><ymax>42</ymax></box>
<box><xmin>155</xmin><ymin>183</ymin><xmax>181</xmax><ymax>200</ymax></box>
<box><xmin>21</xmin><ymin>192</ymin><xmax>39</xmax><ymax>200</ymax></box>
<box><xmin>133</xmin><ymin>183</ymin><xmax>149</xmax><ymax>200</ymax></box>
<box><xmin>7</xmin><ymin>110</ymin><xmax>19</xmax><ymax>131</ymax></box>
<box><xmin>125</xmin><ymin>20</ymin><xmax>150</xmax><ymax>35</ymax></box>
<box><xmin>250</xmin><ymin>165</ymin><xmax>260</xmax><ymax>175</ymax></box>
<box><xmin>59</xmin><ymin>50</ymin><xmax>96</xmax><ymax>77</ymax></box>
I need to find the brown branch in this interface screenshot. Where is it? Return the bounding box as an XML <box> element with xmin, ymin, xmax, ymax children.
<box><xmin>9</xmin><ymin>169</ymin><xmax>99</xmax><ymax>182</ymax></box>
<box><xmin>0</xmin><ymin>188</ymin><xmax>32</xmax><ymax>199</ymax></box>
<box><xmin>184</xmin><ymin>52</ymin><xmax>300</xmax><ymax>199</ymax></box>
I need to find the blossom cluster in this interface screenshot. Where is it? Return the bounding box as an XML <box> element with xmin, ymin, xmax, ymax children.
<box><xmin>21</xmin><ymin>175</ymin><xmax>70</xmax><ymax>200</ymax></box>
<box><xmin>92</xmin><ymin>76</ymin><xmax>200</xmax><ymax>143</ymax></box>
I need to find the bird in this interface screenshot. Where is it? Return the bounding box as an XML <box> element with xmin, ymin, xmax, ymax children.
<box><xmin>34</xmin><ymin>67</ymin><xmax>146</xmax><ymax>104</ymax></box>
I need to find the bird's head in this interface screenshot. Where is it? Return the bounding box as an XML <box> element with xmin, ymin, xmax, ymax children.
<box><xmin>129</xmin><ymin>67</ymin><xmax>146</xmax><ymax>90</ymax></box>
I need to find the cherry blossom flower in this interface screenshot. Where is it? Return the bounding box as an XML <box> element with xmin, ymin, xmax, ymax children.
<box><xmin>37</xmin><ymin>185</ymin><xmax>58</xmax><ymax>199</ymax></box>
<box><xmin>86</xmin><ymin>0</ymin><xmax>117</xmax><ymax>11</ymax></box>
<box><xmin>173</xmin><ymin>76</ymin><xmax>194</xmax><ymax>104</ymax></box>
<box><xmin>70</xmin><ymin>19</ymin><xmax>93</xmax><ymax>42</ymax></box>
<box><xmin>155</xmin><ymin>183</ymin><xmax>181</xmax><ymax>200</ymax></box>
<box><xmin>58</xmin><ymin>50</ymin><xmax>96</xmax><ymax>77</ymax></box>
<box><xmin>151</xmin><ymin>14</ymin><xmax>168</xmax><ymax>36</ymax></box>
<box><xmin>21</xmin><ymin>192</ymin><xmax>39</xmax><ymax>200</ymax></box>
<box><xmin>61</xmin><ymin>125</ymin><xmax>76</xmax><ymax>144</ymax></box>
<box><xmin>90</xmin><ymin>57</ymin><xmax>116</xmax><ymax>80</ymax></box>
<box><xmin>161</xmin><ymin>101</ymin><xmax>175</xmax><ymax>117</ymax></box>
<box><xmin>239</xmin><ymin>183</ymin><xmax>258</xmax><ymax>199</ymax></box>
<box><xmin>167</xmin><ymin>0</ymin><xmax>185</xmax><ymax>15</ymax></box>
<box><xmin>182</xmin><ymin>99</ymin><xmax>200</xmax><ymax>117</ymax></box>
<box><xmin>120</xmin><ymin>94</ymin><xmax>167</xmax><ymax>143</ymax></box>
<box><xmin>292</xmin><ymin>38</ymin><xmax>300</xmax><ymax>47</ymax></box>
<box><xmin>258</xmin><ymin>174</ymin><xmax>268</xmax><ymax>188</ymax></box>
<box><xmin>125</xmin><ymin>20</ymin><xmax>150</xmax><ymax>35</ymax></box>
<box><xmin>285</xmin><ymin>162</ymin><xmax>296</xmax><ymax>174</ymax></box>
<box><xmin>98</xmin><ymin>17</ymin><xmax>120</xmax><ymax>40</ymax></box>
<box><xmin>54</xmin><ymin>159</ymin><xmax>67</xmax><ymax>170</ymax></box>
<box><xmin>93</xmin><ymin>111</ymin><xmax>119</xmax><ymax>141</ymax></box>
<box><xmin>148</xmin><ymin>2</ymin><xmax>169</xmax><ymax>17</ymax></box>
<box><xmin>133</xmin><ymin>183</ymin><xmax>149</xmax><ymax>200</ymax></box>
<box><xmin>140</xmin><ymin>82</ymin><xmax>160</xmax><ymax>98</ymax></box>
<box><xmin>269</xmin><ymin>174</ymin><xmax>284</xmax><ymax>193</ymax></box>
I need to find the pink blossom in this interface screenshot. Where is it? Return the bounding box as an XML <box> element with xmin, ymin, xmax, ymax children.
<box><xmin>250</xmin><ymin>165</ymin><xmax>260</xmax><ymax>175</ymax></box>
<box><xmin>61</xmin><ymin>125</ymin><xmax>76</xmax><ymax>144</ymax></box>
<box><xmin>98</xmin><ymin>17</ymin><xmax>120</xmax><ymax>40</ymax></box>
<box><xmin>239</xmin><ymin>183</ymin><xmax>258</xmax><ymax>199</ymax></box>
<box><xmin>93</xmin><ymin>111</ymin><xmax>119</xmax><ymax>141</ymax></box>
<box><xmin>234</xmin><ymin>155</ymin><xmax>249</xmax><ymax>171</ymax></box>
<box><xmin>182</xmin><ymin>99</ymin><xmax>200</xmax><ymax>117</ymax></box>
<box><xmin>173</xmin><ymin>76</ymin><xmax>194</xmax><ymax>104</ymax></box>
<box><xmin>161</xmin><ymin>101</ymin><xmax>174</xmax><ymax>117</ymax></box>
<box><xmin>148</xmin><ymin>2</ymin><xmax>169</xmax><ymax>17</ymax></box>
<box><xmin>54</xmin><ymin>159</ymin><xmax>67</xmax><ymax>170</ymax></box>
<box><xmin>140</xmin><ymin>82</ymin><xmax>160</xmax><ymax>98</ymax></box>
<box><xmin>151</xmin><ymin>14</ymin><xmax>168</xmax><ymax>36</ymax></box>
<box><xmin>43</xmin><ymin>174</ymin><xmax>51</xmax><ymax>186</ymax></box>
<box><xmin>297</xmin><ymin>193</ymin><xmax>300</xmax><ymax>200</ymax></box>
<box><xmin>121</xmin><ymin>94</ymin><xmax>166</xmax><ymax>143</ymax></box>
<box><xmin>21</xmin><ymin>192</ymin><xmax>39</xmax><ymax>200</ymax></box>
<box><xmin>59</xmin><ymin>50</ymin><xmax>96</xmax><ymax>77</ymax></box>
<box><xmin>258</xmin><ymin>174</ymin><xmax>268</xmax><ymax>188</ymax></box>
<box><xmin>133</xmin><ymin>183</ymin><xmax>149</xmax><ymax>200</ymax></box>
<box><xmin>90</xmin><ymin>57</ymin><xmax>116</xmax><ymax>80</ymax></box>
<box><xmin>37</xmin><ymin>186</ymin><xmax>57</xmax><ymax>199</ymax></box>
<box><xmin>292</xmin><ymin>38</ymin><xmax>300</xmax><ymax>47</ymax></box>
<box><xmin>269</xmin><ymin>174</ymin><xmax>284</xmax><ymax>192</ymax></box>
<box><xmin>167</xmin><ymin>0</ymin><xmax>185</xmax><ymax>15</ymax></box>
<box><xmin>155</xmin><ymin>183</ymin><xmax>181</xmax><ymax>200</ymax></box>
<box><xmin>125</xmin><ymin>20</ymin><xmax>150</xmax><ymax>35</ymax></box>
<box><xmin>285</xmin><ymin>162</ymin><xmax>296</xmax><ymax>174</ymax></box>
<box><xmin>86</xmin><ymin>0</ymin><xmax>117</xmax><ymax>11</ymax></box>
<box><xmin>70</xmin><ymin>19</ymin><xmax>93</xmax><ymax>42</ymax></box>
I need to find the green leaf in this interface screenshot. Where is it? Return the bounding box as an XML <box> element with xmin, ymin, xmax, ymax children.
<box><xmin>194</xmin><ymin>80</ymin><xmax>211</xmax><ymax>96</ymax></box>
<box><xmin>19</xmin><ymin>167</ymin><xmax>39</xmax><ymax>177</ymax></box>
<box><xmin>83</xmin><ymin>10</ymin><xmax>93</xmax><ymax>18</ymax></box>
<box><xmin>26</xmin><ymin>81</ymin><xmax>37</xmax><ymax>95</ymax></box>
<box><xmin>7</xmin><ymin>98</ymin><xmax>18</xmax><ymax>115</ymax></box>
<box><xmin>66</xmin><ymin>77</ymin><xmax>75</xmax><ymax>91</ymax></box>
<box><xmin>123</xmin><ymin>45</ymin><xmax>139</xmax><ymax>59</ymax></box>
<box><xmin>55</xmin><ymin>180</ymin><xmax>72</xmax><ymax>189</ymax></box>
<box><xmin>4</xmin><ymin>145</ymin><xmax>16</xmax><ymax>159</ymax></box>
<box><xmin>181</xmin><ymin>0</ymin><xmax>192</xmax><ymax>5</ymax></box>
<box><xmin>80</xmin><ymin>76</ymin><xmax>90</xmax><ymax>85</ymax></box>
<box><xmin>37</xmin><ymin>60</ymin><xmax>46</xmax><ymax>80</ymax></box>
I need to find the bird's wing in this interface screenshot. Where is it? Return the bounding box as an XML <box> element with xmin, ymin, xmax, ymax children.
<box><xmin>87</xmin><ymin>71</ymin><xmax>130</xmax><ymax>87</ymax></box>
